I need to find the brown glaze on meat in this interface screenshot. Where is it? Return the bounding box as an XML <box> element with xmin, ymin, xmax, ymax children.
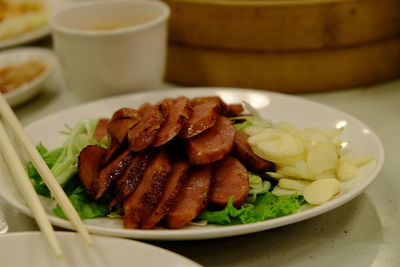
<box><xmin>127</xmin><ymin>104</ymin><xmax>165</xmax><ymax>152</ymax></box>
<box><xmin>211</xmin><ymin>156</ymin><xmax>249</xmax><ymax>208</ymax></box>
<box><xmin>187</xmin><ymin>116</ymin><xmax>236</xmax><ymax>165</ymax></box>
<box><xmin>78</xmin><ymin>145</ymin><xmax>106</xmax><ymax>198</ymax></box>
<box><xmin>141</xmin><ymin>159</ymin><xmax>189</xmax><ymax>229</ymax></box>
<box><xmin>152</xmin><ymin>97</ymin><xmax>192</xmax><ymax>147</ymax></box>
<box><xmin>123</xmin><ymin>150</ymin><xmax>172</xmax><ymax>229</ymax></box>
<box><xmin>112</xmin><ymin>150</ymin><xmax>154</xmax><ymax>204</ymax></box>
<box><xmin>189</xmin><ymin>96</ymin><xmax>226</xmax><ymax>113</ymax></box>
<box><xmin>179</xmin><ymin>101</ymin><xmax>220</xmax><ymax>139</ymax></box>
<box><xmin>93</xmin><ymin>119</ymin><xmax>109</xmax><ymax>142</ymax></box>
<box><xmin>222</xmin><ymin>104</ymin><xmax>244</xmax><ymax>117</ymax></box>
<box><xmin>107</xmin><ymin>108</ymin><xmax>141</xmax><ymax>143</ymax></box>
<box><xmin>165</xmin><ymin>165</ymin><xmax>212</xmax><ymax>229</ymax></box>
<box><xmin>233</xmin><ymin>130</ymin><xmax>275</xmax><ymax>173</ymax></box>
<box><xmin>94</xmin><ymin>149</ymin><xmax>134</xmax><ymax>199</ymax></box>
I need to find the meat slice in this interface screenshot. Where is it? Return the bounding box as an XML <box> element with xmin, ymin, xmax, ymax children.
<box><xmin>152</xmin><ymin>97</ymin><xmax>192</xmax><ymax>147</ymax></box>
<box><xmin>102</xmin><ymin>137</ymin><xmax>121</xmax><ymax>164</ymax></box>
<box><xmin>233</xmin><ymin>130</ymin><xmax>275</xmax><ymax>173</ymax></box>
<box><xmin>93</xmin><ymin>119</ymin><xmax>109</xmax><ymax>141</ymax></box>
<box><xmin>112</xmin><ymin>150</ymin><xmax>154</xmax><ymax>204</ymax></box>
<box><xmin>123</xmin><ymin>150</ymin><xmax>172</xmax><ymax>229</ymax></box>
<box><xmin>179</xmin><ymin>101</ymin><xmax>220</xmax><ymax>139</ymax></box>
<box><xmin>78</xmin><ymin>145</ymin><xmax>106</xmax><ymax>198</ymax></box>
<box><xmin>107</xmin><ymin>108</ymin><xmax>141</xmax><ymax>143</ymax></box>
<box><xmin>211</xmin><ymin>156</ymin><xmax>249</xmax><ymax>208</ymax></box>
<box><xmin>94</xmin><ymin>149</ymin><xmax>134</xmax><ymax>199</ymax></box>
<box><xmin>187</xmin><ymin>115</ymin><xmax>236</xmax><ymax>165</ymax></box>
<box><xmin>189</xmin><ymin>96</ymin><xmax>226</xmax><ymax>113</ymax></box>
<box><xmin>127</xmin><ymin>104</ymin><xmax>165</xmax><ymax>152</ymax></box>
<box><xmin>222</xmin><ymin>104</ymin><xmax>244</xmax><ymax>117</ymax></box>
<box><xmin>165</xmin><ymin>165</ymin><xmax>212</xmax><ymax>229</ymax></box>
<box><xmin>141</xmin><ymin>159</ymin><xmax>189</xmax><ymax>229</ymax></box>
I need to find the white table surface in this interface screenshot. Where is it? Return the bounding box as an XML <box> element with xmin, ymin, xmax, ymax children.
<box><xmin>1</xmin><ymin>37</ymin><xmax>399</xmax><ymax>267</ymax></box>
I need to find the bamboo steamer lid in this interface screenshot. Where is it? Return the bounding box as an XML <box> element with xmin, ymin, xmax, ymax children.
<box><xmin>165</xmin><ymin>0</ymin><xmax>400</xmax><ymax>51</ymax></box>
<box><xmin>166</xmin><ymin>38</ymin><xmax>400</xmax><ymax>93</ymax></box>
<box><xmin>164</xmin><ymin>0</ymin><xmax>400</xmax><ymax>92</ymax></box>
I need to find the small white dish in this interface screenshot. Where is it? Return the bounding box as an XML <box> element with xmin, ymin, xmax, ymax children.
<box><xmin>0</xmin><ymin>231</ymin><xmax>201</xmax><ymax>267</ymax></box>
<box><xmin>0</xmin><ymin>47</ymin><xmax>56</xmax><ymax>107</ymax></box>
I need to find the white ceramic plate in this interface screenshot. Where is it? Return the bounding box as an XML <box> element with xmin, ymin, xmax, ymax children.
<box><xmin>0</xmin><ymin>0</ymin><xmax>81</xmax><ymax>49</ymax></box>
<box><xmin>0</xmin><ymin>231</ymin><xmax>201</xmax><ymax>267</ymax></box>
<box><xmin>0</xmin><ymin>88</ymin><xmax>384</xmax><ymax>240</ymax></box>
<box><xmin>0</xmin><ymin>47</ymin><xmax>56</xmax><ymax>107</ymax></box>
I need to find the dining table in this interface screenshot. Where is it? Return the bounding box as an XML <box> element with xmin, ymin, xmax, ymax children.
<box><xmin>0</xmin><ymin>35</ymin><xmax>399</xmax><ymax>267</ymax></box>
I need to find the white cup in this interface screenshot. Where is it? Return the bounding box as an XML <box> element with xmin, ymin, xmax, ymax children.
<box><xmin>50</xmin><ymin>0</ymin><xmax>170</xmax><ymax>101</ymax></box>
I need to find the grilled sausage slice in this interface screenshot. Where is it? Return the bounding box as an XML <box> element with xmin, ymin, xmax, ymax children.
<box><xmin>94</xmin><ymin>149</ymin><xmax>134</xmax><ymax>199</ymax></box>
<box><xmin>179</xmin><ymin>101</ymin><xmax>220</xmax><ymax>139</ymax></box>
<box><xmin>233</xmin><ymin>130</ymin><xmax>275</xmax><ymax>173</ymax></box>
<box><xmin>93</xmin><ymin>119</ymin><xmax>109</xmax><ymax>142</ymax></box>
<box><xmin>141</xmin><ymin>159</ymin><xmax>189</xmax><ymax>229</ymax></box>
<box><xmin>222</xmin><ymin>104</ymin><xmax>244</xmax><ymax>117</ymax></box>
<box><xmin>187</xmin><ymin>116</ymin><xmax>236</xmax><ymax>165</ymax></box>
<box><xmin>165</xmin><ymin>164</ymin><xmax>212</xmax><ymax>229</ymax></box>
<box><xmin>112</xmin><ymin>150</ymin><xmax>154</xmax><ymax>204</ymax></box>
<box><xmin>78</xmin><ymin>145</ymin><xmax>106</xmax><ymax>198</ymax></box>
<box><xmin>211</xmin><ymin>156</ymin><xmax>249</xmax><ymax>208</ymax></box>
<box><xmin>152</xmin><ymin>97</ymin><xmax>192</xmax><ymax>147</ymax></box>
<box><xmin>123</xmin><ymin>150</ymin><xmax>171</xmax><ymax>229</ymax></box>
<box><xmin>107</xmin><ymin>108</ymin><xmax>141</xmax><ymax>143</ymax></box>
<box><xmin>127</xmin><ymin>104</ymin><xmax>165</xmax><ymax>152</ymax></box>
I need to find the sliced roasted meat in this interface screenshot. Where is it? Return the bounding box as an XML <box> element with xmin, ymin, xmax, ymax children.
<box><xmin>138</xmin><ymin>102</ymin><xmax>153</xmax><ymax>115</ymax></box>
<box><xmin>179</xmin><ymin>101</ymin><xmax>220</xmax><ymax>139</ymax></box>
<box><xmin>152</xmin><ymin>97</ymin><xmax>192</xmax><ymax>147</ymax></box>
<box><xmin>222</xmin><ymin>104</ymin><xmax>244</xmax><ymax>117</ymax></box>
<box><xmin>94</xmin><ymin>149</ymin><xmax>134</xmax><ymax>199</ymax></box>
<box><xmin>112</xmin><ymin>150</ymin><xmax>154</xmax><ymax>204</ymax></box>
<box><xmin>78</xmin><ymin>145</ymin><xmax>106</xmax><ymax>198</ymax></box>
<box><xmin>233</xmin><ymin>130</ymin><xmax>275</xmax><ymax>173</ymax></box>
<box><xmin>123</xmin><ymin>150</ymin><xmax>172</xmax><ymax>229</ymax></box>
<box><xmin>189</xmin><ymin>96</ymin><xmax>226</xmax><ymax>113</ymax></box>
<box><xmin>141</xmin><ymin>159</ymin><xmax>189</xmax><ymax>229</ymax></box>
<box><xmin>165</xmin><ymin>164</ymin><xmax>212</xmax><ymax>229</ymax></box>
<box><xmin>127</xmin><ymin>104</ymin><xmax>165</xmax><ymax>152</ymax></box>
<box><xmin>187</xmin><ymin>115</ymin><xmax>236</xmax><ymax>165</ymax></box>
<box><xmin>211</xmin><ymin>156</ymin><xmax>249</xmax><ymax>208</ymax></box>
<box><xmin>107</xmin><ymin>108</ymin><xmax>141</xmax><ymax>143</ymax></box>
<box><xmin>102</xmin><ymin>137</ymin><xmax>122</xmax><ymax>164</ymax></box>
<box><xmin>93</xmin><ymin>118</ymin><xmax>109</xmax><ymax>141</ymax></box>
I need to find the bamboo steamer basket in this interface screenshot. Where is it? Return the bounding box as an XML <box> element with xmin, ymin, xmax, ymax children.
<box><xmin>164</xmin><ymin>0</ymin><xmax>400</xmax><ymax>93</ymax></box>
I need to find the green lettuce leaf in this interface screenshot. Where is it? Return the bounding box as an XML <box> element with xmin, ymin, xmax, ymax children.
<box><xmin>53</xmin><ymin>186</ymin><xmax>110</xmax><ymax>219</ymax></box>
<box><xmin>198</xmin><ymin>192</ymin><xmax>305</xmax><ymax>225</ymax></box>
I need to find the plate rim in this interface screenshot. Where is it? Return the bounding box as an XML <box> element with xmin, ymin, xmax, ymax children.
<box><xmin>0</xmin><ymin>231</ymin><xmax>201</xmax><ymax>266</ymax></box>
<box><xmin>0</xmin><ymin>87</ymin><xmax>385</xmax><ymax>240</ymax></box>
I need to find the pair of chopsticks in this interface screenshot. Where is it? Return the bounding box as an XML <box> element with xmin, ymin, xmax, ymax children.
<box><xmin>0</xmin><ymin>93</ymin><xmax>93</xmax><ymax>258</ymax></box>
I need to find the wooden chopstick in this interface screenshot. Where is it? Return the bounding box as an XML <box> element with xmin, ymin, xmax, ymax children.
<box><xmin>0</xmin><ymin>120</ymin><xmax>63</xmax><ymax>258</ymax></box>
<box><xmin>0</xmin><ymin>94</ymin><xmax>93</xmax><ymax>246</ymax></box>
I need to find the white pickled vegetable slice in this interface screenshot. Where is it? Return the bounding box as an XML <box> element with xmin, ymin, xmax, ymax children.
<box><xmin>271</xmin><ymin>186</ymin><xmax>300</xmax><ymax>197</ymax></box>
<box><xmin>351</xmin><ymin>155</ymin><xmax>374</xmax><ymax>167</ymax></box>
<box><xmin>243</xmin><ymin>125</ymin><xmax>266</xmax><ymax>136</ymax></box>
<box><xmin>303</xmin><ymin>178</ymin><xmax>341</xmax><ymax>204</ymax></box>
<box><xmin>336</xmin><ymin>160</ymin><xmax>360</xmax><ymax>181</ymax></box>
<box><xmin>266</xmin><ymin>172</ymin><xmax>285</xmax><ymax>180</ymax></box>
<box><xmin>307</xmin><ymin>142</ymin><xmax>338</xmax><ymax>175</ymax></box>
<box><xmin>249</xmin><ymin>130</ymin><xmax>304</xmax><ymax>165</ymax></box>
<box><xmin>314</xmin><ymin>169</ymin><xmax>337</xmax><ymax>180</ymax></box>
<box><xmin>278</xmin><ymin>178</ymin><xmax>310</xmax><ymax>191</ymax></box>
<box><xmin>277</xmin><ymin>161</ymin><xmax>314</xmax><ymax>180</ymax></box>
